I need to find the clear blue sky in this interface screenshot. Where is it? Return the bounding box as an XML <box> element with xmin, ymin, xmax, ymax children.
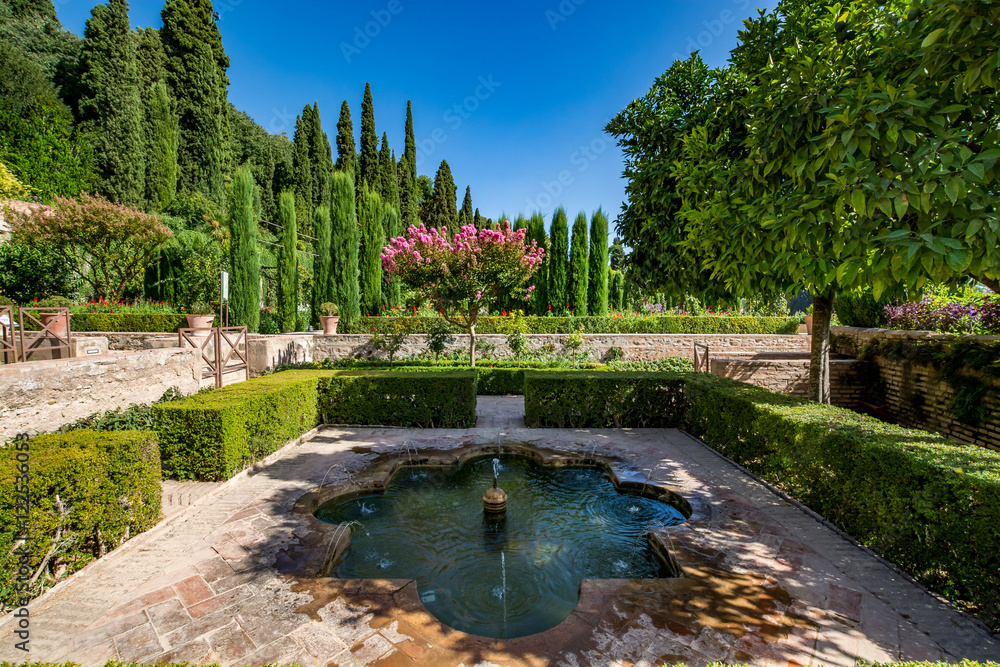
<box><xmin>55</xmin><ymin>0</ymin><xmax>770</xmax><ymax>232</ymax></box>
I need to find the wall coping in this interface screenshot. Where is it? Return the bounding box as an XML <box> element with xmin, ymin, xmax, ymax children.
<box><xmin>831</xmin><ymin>326</ymin><xmax>1000</xmax><ymax>343</ymax></box>
<box><xmin>0</xmin><ymin>346</ymin><xmax>192</xmax><ymax>375</ymax></box>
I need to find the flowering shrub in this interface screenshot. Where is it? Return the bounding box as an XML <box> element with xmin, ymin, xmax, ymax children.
<box><xmin>884</xmin><ymin>287</ymin><xmax>1000</xmax><ymax>335</ymax></box>
<box><xmin>382</xmin><ymin>221</ymin><xmax>544</xmax><ymax>366</ymax></box>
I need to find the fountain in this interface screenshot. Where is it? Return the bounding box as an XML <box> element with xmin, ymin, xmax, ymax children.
<box><xmin>483</xmin><ymin>457</ymin><xmax>508</xmax><ymax>515</ymax></box>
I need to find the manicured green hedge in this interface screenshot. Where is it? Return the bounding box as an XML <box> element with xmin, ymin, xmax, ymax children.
<box><xmin>344</xmin><ymin>315</ymin><xmax>800</xmax><ymax>335</ymax></box>
<box><xmin>70</xmin><ymin>313</ymin><xmax>218</xmax><ymax>333</ymax></box>
<box><xmin>153</xmin><ymin>371</ymin><xmax>321</xmax><ymax>481</ymax></box>
<box><xmin>318</xmin><ymin>371</ymin><xmax>477</xmax><ymax>427</ymax></box>
<box><xmin>0</xmin><ymin>431</ymin><xmax>162</xmax><ymax>610</ymax></box>
<box><xmin>524</xmin><ymin>371</ymin><xmax>1000</xmax><ymax>630</ymax></box>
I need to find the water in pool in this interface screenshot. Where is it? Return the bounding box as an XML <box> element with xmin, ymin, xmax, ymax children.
<box><xmin>315</xmin><ymin>454</ymin><xmax>686</xmax><ymax>638</ymax></box>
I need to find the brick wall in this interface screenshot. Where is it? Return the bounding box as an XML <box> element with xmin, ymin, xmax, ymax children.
<box><xmin>710</xmin><ymin>354</ymin><xmax>863</xmax><ymax>408</ymax></box>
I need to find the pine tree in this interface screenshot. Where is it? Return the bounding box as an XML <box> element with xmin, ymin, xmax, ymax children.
<box><xmin>144</xmin><ymin>80</ymin><xmax>178</xmax><ymax>211</ymax></box>
<box><xmin>428</xmin><ymin>160</ymin><xmax>458</xmax><ymax>231</ymax></box>
<box><xmin>588</xmin><ymin>208</ymin><xmax>610</xmax><ymax>316</ymax></box>
<box><xmin>160</xmin><ymin>0</ymin><xmax>229</xmax><ymax>201</ymax></box>
<box><xmin>404</xmin><ymin>99</ymin><xmax>416</xmax><ymax>183</ymax></box>
<box><xmin>358</xmin><ymin>183</ymin><xmax>384</xmax><ymax>315</ymax></box>
<box><xmin>459</xmin><ymin>186</ymin><xmax>473</xmax><ymax>227</ymax></box>
<box><xmin>311</xmin><ymin>204</ymin><xmax>332</xmax><ymax>325</ymax></box>
<box><xmin>358</xmin><ymin>82</ymin><xmax>378</xmax><ymax>191</ymax></box>
<box><xmin>527</xmin><ymin>212</ymin><xmax>548</xmax><ymax>315</ymax></box>
<box><xmin>569</xmin><ymin>212</ymin><xmax>589</xmax><ymax>316</ymax></box>
<box><xmin>397</xmin><ymin>157</ymin><xmax>417</xmax><ymax>227</ymax></box>
<box><xmin>276</xmin><ymin>191</ymin><xmax>298</xmax><ymax>332</ymax></box>
<box><xmin>330</xmin><ymin>170</ymin><xmax>360</xmax><ymax>325</ymax></box>
<box><xmin>292</xmin><ymin>107</ymin><xmax>313</xmax><ymax>222</ymax></box>
<box><xmin>378</xmin><ymin>133</ymin><xmax>399</xmax><ymax>209</ymax></box>
<box><xmin>335</xmin><ymin>100</ymin><xmax>356</xmax><ymax>175</ymax></box>
<box><xmin>382</xmin><ymin>205</ymin><xmax>402</xmax><ymax>309</ymax></box>
<box><xmin>77</xmin><ymin>0</ymin><xmax>145</xmax><ymax>206</ymax></box>
<box><xmin>548</xmin><ymin>206</ymin><xmax>569</xmax><ymax>314</ymax></box>
<box><xmin>228</xmin><ymin>165</ymin><xmax>260</xmax><ymax>332</ymax></box>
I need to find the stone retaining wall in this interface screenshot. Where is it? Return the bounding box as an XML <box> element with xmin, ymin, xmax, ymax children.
<box><xmin>709</xmin><ymin>354</ymin><xmax>863</xmax><ymax>408</ymax></box>
<box><xmin>0</xmin><ymin>347</ymin><xmax>201</xmax><ymax>442</ymax></box>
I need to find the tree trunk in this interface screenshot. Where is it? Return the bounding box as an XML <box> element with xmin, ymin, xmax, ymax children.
<box><xmin>980</xmin><ymin>275</ymin><xmax>1000</xmax><ymax>293</ymax></box>
<box><xmin>469</xmin><ymin>323</ymin><xmax>476</xmax><ymax>368</ymax></box>
<box><xmin>809</xmin><ymin>292</ymin><xmax>834</xmax><ymax>404</ymax></box>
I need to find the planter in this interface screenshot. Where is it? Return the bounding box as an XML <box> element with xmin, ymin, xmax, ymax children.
<box><xmin>320</xmin><ymin>316</ymin><xmax>340</xmax><ymax>335</ymax></box>
<box><xmin>804</xmin><ymin>315</ymin><xmax>813</xmax><ymax>335</ymax></box>
<box><xmin>38</xmin><ymin>312</ymin><xmax>69</xmax><ymax>338</ymax></box>
<box><xmin>185</xmin><ymin>314</ymin><xmax>215</xmax><ymax>331</ymax></box>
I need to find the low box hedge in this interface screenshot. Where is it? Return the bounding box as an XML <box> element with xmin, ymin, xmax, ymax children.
<box><xmin>523</xmin><ymin>371</ymin><xmax>1000</xmax><ymax>630</ymax></box>
<box><xmin>318</xmin><ymin>370</ymin><xmax>477</xmax><ymax>427</ymax></box>
<box><xmin>344</xmin><ymin>315</ymin><xmax>801</xmax><ymax>335</ymax></box>
<box><xmin>0</xmin><ymin>431</ymin><xmax>161</xmax><ymax>611</ymax></box>
<box><xmin>69</xmin><ymin>313</ymin><xmax>219</xmax><ymax>333</ymax></box>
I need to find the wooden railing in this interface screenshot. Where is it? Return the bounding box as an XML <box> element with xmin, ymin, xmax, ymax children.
<box><xmin>178</xmin><ymin>326</ymin><xmax>249</xmax><ymax>388</ymax></box>
<box><xmin>18</xmin><ymin>307</ymin><xmax>71</xmax><ymax>363</ymax></box>
<box><xmin>693</xmin><ymin>342</ymin><xmax>710</xmax><ymax>373</ymax></box>
<box><xmin>0</xmin><ymin>305</ymin><xmax>14</xmax><ymax>364</ymax></box>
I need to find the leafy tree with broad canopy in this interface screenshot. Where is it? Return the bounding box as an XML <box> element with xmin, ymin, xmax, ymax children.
<box><xmin>607</xmin><ymin>0</ymin><xmax>1000</xmax><ymax>402</ymax></box>
<box><xmin>382</xmin><ymin>221</ymin><xmax>545</xmax><ymax>366</ymax></box>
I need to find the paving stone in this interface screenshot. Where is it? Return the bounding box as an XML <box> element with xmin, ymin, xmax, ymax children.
<box><xmin>241</xmin><ymin>635</ymin><xmax>302</xmax><ymax>666</ymax></box>
<box><xmin>148</xmin><ymin>637</ymin><xmax>214</xmax><ymax>664</ymax></box>
<box><xmin>294</xmin><ymin>623</ymin><xmax>349</xmax><ymax>660</ymax></box>
<box><xmin>71</xmin><ymin>611</ymin><xmax>148</xmax><ymax>651</ymax></box>
<box><xmin>174</xmin><ymin>574</ymin><xmax>214</xmax><ymax>607</ymax></box>
<box><xmin>206</xmin><ymin>621</ymin><xmax>258</xmax><ymax>665</ymax></box>
<box><xmin>187</xmin><ymin>584</ymin><xmax>255</xmax><ymax>618</ymax></box>
<box><xmin>146</xmin><ymin>598</ymin><xmax>194</xmax><ymax>635</ymax></box>
<box><xmin>333</xmin><ymin>633</ymin><xmax>396</xmax><ymax>667</ymax></box>
<box><xmin>112</xmin><ymin>622</ymin><xmax>162</xmax><ymax>662</ymax></box>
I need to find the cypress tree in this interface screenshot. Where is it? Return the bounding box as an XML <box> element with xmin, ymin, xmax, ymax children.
<box><xmin>588</xmin><ymin>207</ymin><xmax>610</xmax><ymax>316</ymax></box>
<box><xmin>144</xmin><ymin>80</ymin><xmax>179</xmax><ymax>211</ymax></box>
<box><xmin>474</xmin><ymin>208</ymin><xmax>482</xmax><ymax>229</ymax></box>
<box><xmin>160</xmin><ymin>0</ymin><xmax>229</xmax><ymax>201</ymax></box>
<box><xmin>378</xmin><ymin>133</ymin><xmax>399</xmax><ymax>209</ymax></box>
<box><xmin>330</xmin><ymin>170</ymin><xmax>360</xmax><ymax>325</ymax></box>
<box><xmin>228</xmin><ymin>165</ymin><xmax>260</xmax><ymax>332</ymax></box>
<box><xmin>134</xmin><ymin>27</ymin><xmax>167</xmax><ymax>94</ymax></box>
<box><xmin>548</xmin><ymin>206</ymin><xmax>569</xmax><ymax>314</ymax></box>
<box><xmin>77</xmin><ymin>0</ymin><xmax>145</xmax><ymax>206</ymax></box>
<box><xmin>569</xmin><ymin>212</ymin><xmax>589</xmax><ymax>316</ymax></box>
<box><xmin>513</xmin><ymin>214</ymin><xmax>528</xmax><ymax>232</ymax></box>
<box><xmin>309</xmin><ymin>102</ymin><xmax>332</xmax><ymax>211</ymax></box>
<box><xmin>428</xmin><ymin>160</ymin><xmax>458</xmax><ymax>231</ymax></box>
<box><xmin>292</xmin><ymin>108</ymin><xmax>313</xmax><ymax>221</ymax></box>
<box><xmin>527</xmin><ymin>212</ymin><xmax>548</xmax><ymax>315</ymax></box>
<box><xmin>335</xmin><ymin>100</ymin><xmax>356</xmax><ymax>175</ymax></box>
<box><xmin>459</xmin><ymin>186</ymin><xmax>473</xmax><ymax>227</ymax></box>
<box><xmin>397</xmin><ymin>157</ymin><xmax>417</xmax><ymax>227</ymax></box>
<box><xmin>358</xmin><ymin>82</ymin><xmax>378</xmax><ymax>191</ymax></box>
<box><xmin>382</xmin><ymin>205</ymin><xmax>402</xmax><ymax>309</ymax></box>
<box><xmin>404</xmin><ymin>99</ymin><xmax>416</xmax><ymax>183</ymax></box>
<box><xmin>358</xmin><ymin>183</ymin><xmax>384</xmax><ymax>315</ymax></box>
<box><xmin>611</xmin><ymin>270</ymin><xmax>625</xmax><ymax>312</ymax></box>
<box><xmin>311</xmin><ymin>204</ymin><xmax>332</xmax><ymax>325</ymax></box>
<box><xmin>276</xmin><ymin>191</ymin><xmax>298</xmax><ymax>332</ymax></box>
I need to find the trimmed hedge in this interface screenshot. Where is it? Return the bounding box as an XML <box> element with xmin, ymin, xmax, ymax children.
<box><xmin>318</xmin><ymin>371</ymin><xmax>477</xmax><ymax>427</ymax></box>
<box><xmin>523</xmin><ymin>371</ymin><xmax>1000</xmax><ymax>630</ymax></box>
<box><xmin>344</xmin><ymin>315</ymin><xmax>800</xmax><ymax>335</ymax></box>
<box><xmin>0</xmin><ymin>431</ymin><xmax>162</xmax><ymax>611</ymax></box>
<box><xmin>70</xmin><ymin>313</ymin><xmax>218</xmax><ymax>333</ymax></box>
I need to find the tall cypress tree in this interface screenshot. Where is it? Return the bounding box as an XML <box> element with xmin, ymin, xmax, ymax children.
<box><xmin>276</xmin><ymin>191</ymin><xmax>298</xmax><ymax>332</ymax></box>
<box><xmin>311</xmin><ymin>204</ymin><xmax>332</xmax><ymax>325</ymax></box>
<box><xmin>473</xmin><ymin>208</ymin><xmax>482</xmax><ymax>229</ymax></box>
<box><xmin>77</xmin><ymin>0</ymin><xmax>145</xmax><ymax>206</ymax></box>
<box><xmin>134</xmin><ymin>27</ymin><xmax>168</xmax><ymax>94</ymax></box>
<box><xmin>358</xmin><ymin>183</ymin><xmax>384</xmax><ymax>315</ymax></box>
<box><xmin>292</xmin><ymin>107</ymin><xmax>313</xmax><ymax>221</ymax></box>
<box><xmin>144</xmin><ymin>80</ymin><xmax>178</xmax><ymax>211</ymax></box>
<box><xmin>527</xmin><ymin>213</ymin><xmax>548</xmax><ymax>314</ymax></box>
<box><xmin>335</xmin><ymin>100</ymin><xmax>356</xmax><ymax>175</ymax></box>
<box><xmin>397</xmin><ymin>157</ymin><xmax>417</xmax><ymax>227</ymax></box>
<box><xmin>459</xmin><ymin>186</ymin><xmax>473</xmax><ymax>227</ymax></box>
<box><xmin>548</xmin><ymin>206</ymin><xmax>569</xmax><ymax>313</ymax></box>
<box><xmin>228</xmin><ymin>165</ymin><xmax>260</xmax><ymax>332</ymax></box>
<box><xmin>309</xmin><ymin>102</ymin><xmax>332</xmax><ymax>211</ymax></box>
<box><xmin>611</xmin><ymin>270</ymin><xmax>625</xmax><ymax>312</ymax></box>
<box><xmin>569</xmin><ymin>212</ymin><xmax>589</xmax><ymax>316</ymax></box>
<box><xmin>404</xmin><ymin>99</ymin><xmax>416</xmax><ymax>184</ymax></box>
<box><xmin>428</xmin><ymin>159</ymin><xmax>457</xmax><ymax>230</ymax></box>
<box><xmin>378</xmin><ymin>133</ymin><xmax>399</xmax><ymax>209</ymax></box>
<box><xmin>513</xmin><ymin>214</ymin><xmax>528</xmax><ymax>232</ymax></box>
<box><xmin>160</xmin><ymin>0</ymin><xmax>229</xmax><ymax>201</ymax></box>
<box><xmin>588</xmin><ymin>208</ymin><xmax>610</xmax><ymax>316</ymax></box>
<box><xmin>358</xmin><ymin>82</ymin><xmax>378</xmax><ymax>191</ymax></box>
<box><xmin>382</xmin><ymin>205</ymin><xmax>402</xmax><ymax>309</ymax></box>
<box><xmin>330</xmin><ymin>170</ymin><xmax>360</xmax><ymax>325</ymax></box>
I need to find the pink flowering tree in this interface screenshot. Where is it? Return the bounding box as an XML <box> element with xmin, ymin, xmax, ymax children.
<box><xmin>381</xmin><ymin>221</ymin><xmax>544</xmax><ymax>366</ymax></box>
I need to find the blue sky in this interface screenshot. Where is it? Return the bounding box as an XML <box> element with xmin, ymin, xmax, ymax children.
<box><xmin>55</xmin><ymin>0</ymin><xmax>770</xmax><ymax>232</ymax></box>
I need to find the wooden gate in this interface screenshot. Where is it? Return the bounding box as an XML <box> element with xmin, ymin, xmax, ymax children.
<box><xmin>178</xmin><ymin>326</ymin><xmax>249</xmax><ymax>388</ymax></box>
<box><xmin>19</xmin><ymin>307</ymin><xmax>71</xmax><ymax>362</ymax></box>
<box><xmin>693</xmin><ymin>342</ymin><xmax>710</xmax><ymax>373</ymax></box>
<box><xmin>0</xmin><ymin>305</ymin><xmax>15</xmax><ymax>364</ymax></box>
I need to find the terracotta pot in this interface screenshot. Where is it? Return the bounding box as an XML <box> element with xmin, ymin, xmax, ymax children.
<box><xmin>185</xmin><ymin>314</ymin><xmax>215</xmax><ymax>331</ymax></box>
<box><xmin>804</xmin><ymin>315</ymin><xmax>813</xmax><ymax>335</ymax></box>
<box><xmin>320</xmin><ymin>316</ymin><xmax>340</xmax><ymax>335</ymax></box>
<box><xmin>38</xmin><ymin>312</ymin><xmax>69</xmax><ymax>338</ymax></box>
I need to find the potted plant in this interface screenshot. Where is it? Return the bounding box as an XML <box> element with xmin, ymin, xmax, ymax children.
<box><xmin>185</xmin><ymin>300</ymin><xmax>215</xmax><ymax>330</ymax></box>
<box><xmin>34</xmin><ymin>296</ymin><xmax>74</xmax><ymax>337</ymax></box>
<box><xmin>319</xmin><ymin>302</ymin><xmax>340</xmax><ymax>334</ymax></box>
<box><xmin>804</xmin><ymin>304</ymin><xmax>814</xmax><ymax>335</ymax></box>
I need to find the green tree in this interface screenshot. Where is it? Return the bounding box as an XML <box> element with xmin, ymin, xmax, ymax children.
<box><xmin>310</xmin><ymin>204</ymin><xmax>332</xmax><ymax>325</ymax></box>
<box><xmin>415</xmin><ymin>173</ymin><xmax>434</xmax><ymax>223</ymax></box>
<box><xmin>358</xmin><ymin>183</ymin><xmax>384</xmax><ymax>315</ymax></box>
<box><xmin>569</xmin><ymin>212</ymin><xmax>588</xmax><ymax>315</ymax></box>
<box><xmin>459</xmin><ymin>186</ymin><xmax>473</xmax><ymax>228</ymax></box>
<box><xmin>527</xmin><ymin>212</ymin><xmax>548</xmax><ymax>314</ymax></box>
<box><xmin>292</xmin><ymin>106</ymin><xmax>313</xmax><ymax>222</ymax></box>
<box><xmin>0</xmin><ymin>0</ymin><xmax>80</xmax><ymax>100</ymax></box>
<box><xmin>397</xmin><ymin>157</ymin><xmax>417</xmax><ymax>227</ymax></box>
<box><xmin>548</xmin><ymin>206</ymin><xmax>569</xmax><ymax>312</ymax></box>
<box><xmin>335</xmin><ymin>100</ymin><xmax>356</xmax><ymax>175</ymax></box>
<box><xmin>228</xmin><ymin>165</ymin><xmax>259</xmax><ymax>332</ymax></box>
<box><xmin>382</xmin><ymin>204</ymin><xmax>402</xmax><ymax>309</ymax></box>
<box><xmin>473</xmin><ymin>208</ymin><xmax>482</xmax><ymax>229</ymax></box>
<box><xmin>77</xmin><ymin>0</ymin><xmax>145</xmax><ymax>206</ymax></box>
<box><xmin>276</xmin><ymin>190</ymin><xmax>297</xmax><ymax>332</ymax></box>
<box><xmin>427</xmin><ymin>160</ymin><xmax>458</xmax><ymax>230</ymax></box>
<box><xmin>378</xmin><ymin>133</ymin><xmax>399</xmax><ymax>209</ymax></box>
<box><xmin>134</xmin><ymin>27</ymin><xmax>167</xmax><ymax>94</ymax></box>
<box><xmin>611</xmin><ymin>270</ymin><xmax>625</xmax><ymax>312</ymax></box>
<box><xmin>228</xmin><ymin>103</ymin><xmax>286</xmax><ymax>220</ymax></box>
<box><xmin>403</xmin><ymin>99</ymin><xmax>416</xmax><ymax>183</ymax></box>
<box><xmin>358</xmin><ymin>82</ymin><xmax>378</xmax><ymax>191</ymax></box>
<box><xmin>330</xmin><ymin>170</ymin><xmax>360</xmax><ymax>325</ymax></box>
<box><xmin>309</xmin><ymin>102</ymin><xmax>332</xmax><ymax>212</ymax></box>
<box><xmin>588</xmin><ymin>208</ymin><xmax>609</xmax><ymax>315</ymax></box>
<box><xmin>609</xmin><ymin>237</ymin><xmax>626</xmax><ymax>272</ymax></box>
<box><xmin>144</xmin><ymin>81</ymin><xmax>179</xmax><ymax>211</ymax></box>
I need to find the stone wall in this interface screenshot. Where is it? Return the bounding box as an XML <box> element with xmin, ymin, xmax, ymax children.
<box><xmin>0</xmin><ymin>347</ymin><xmax>201</xmax><ymax>442</ymax></box>
<box><xmin>830</xmin><ymin>326</ymin><xmax>1000</xmax><ymax>452</ymax></box>
<box><xmin>709</xmin><ymin>354</ymin><xmax>863</xmax><ymax>408</ymax></box>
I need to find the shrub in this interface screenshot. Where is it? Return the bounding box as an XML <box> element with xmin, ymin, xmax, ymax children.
<box><xmin>318</xmin><ymin>371</ymin><xmax>477</xmax><ymax>428</ymax></box>
<box><xmin>70</xmin><ymin>313</ymin><xmax>218</xmax><ymax>332</ymax></box>
<box><xmin>835</xmin><ymin>289</ymin><xmax>888</xmax><ymax>328</ymax></box>
<box><xmin>523</xmin><ymin>371</ymin><xmax>1000</xmax><ymax>630</ymax></box>
<box><xmin>0</xmin><ymin>240</ymin><xmax>78</xmax><ymax>303</ymax></box>
<box><xmin>0</xmin><ymin>431</ymin><xmax>161</xmax><ymax>610</ymax></box>
<box><xmin>344</xmin><ymin>315</ymin><xmax>800</xmax><ymax>335</ymax></box>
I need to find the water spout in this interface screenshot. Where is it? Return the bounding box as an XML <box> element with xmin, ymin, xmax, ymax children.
<box><xmin>319</xmin><ymin>463</ymin><xmax>354</xmax><ymax>490</ymax></box>
<box><xmin>501</xmin><ymin>551</ymin><xmax>507</xmax><ymax>637</ymax></box>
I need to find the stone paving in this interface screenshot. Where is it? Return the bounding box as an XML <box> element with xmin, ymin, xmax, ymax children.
<box><xmin>1</xmin><ymin>398</ymin><xmax>997</xmax><ymax>666</ymax></box>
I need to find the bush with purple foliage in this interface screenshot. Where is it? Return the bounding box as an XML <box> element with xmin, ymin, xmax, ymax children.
<box><xmin>884</xmin><ymin>286</ymin><xmax>1000</xmax><ymax>335</ymax></box>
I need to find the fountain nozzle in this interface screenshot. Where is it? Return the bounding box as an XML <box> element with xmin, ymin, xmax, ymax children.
<box><xmin>483</xmin><ymin>479</ymin><xmax>507</xmax><ymax>515</ymax></box>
